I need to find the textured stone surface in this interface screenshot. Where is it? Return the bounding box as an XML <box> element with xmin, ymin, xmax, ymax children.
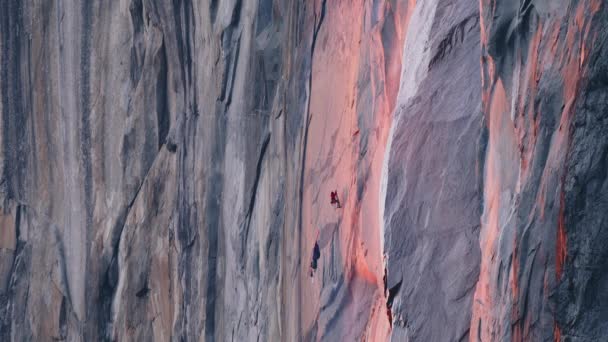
<box><xmin>1</xmin><ymin>0</ymin><xmax>292</xmax><ymax>340</ymax></box>
<box><xmin>470</xmin><ymin>1</ymin><xmax>607</xmax><ymax>341</ymax></box>
<box><xmin>382</xmin><ymin>1</ymin><xmax>483</xmax><ymax>340</ymax></box>
<box><xmin>1</xmin><ymin>0</ymin><xmax>607</xmax><ymax>341</ymax></box>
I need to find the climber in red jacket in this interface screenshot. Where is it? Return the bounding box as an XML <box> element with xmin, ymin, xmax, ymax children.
<box><xmin>330</xmin><ymin>190</ymin><xmax>341</xmax><ymax>208</ymax></box>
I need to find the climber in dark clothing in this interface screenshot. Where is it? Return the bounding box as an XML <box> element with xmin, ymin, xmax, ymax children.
<box><xmin>310</xmin><ymin>241</ymin><xmax>321</xmax><ymax>277</ymax></box>
<box><xmin>330</xmin><ymin>190</ymin><xmax>341</xmax><ymax>208</ymax></box>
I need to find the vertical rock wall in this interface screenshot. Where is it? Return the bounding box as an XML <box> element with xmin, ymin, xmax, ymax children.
<box><xmin>471</xmin><ymin>1</ymin><xmax>608</xmax><ymax>341</ymax></box>
<box><xmin>381</xmin><ymin>0</ymin><xmax>608</xmax><ymax>341</ymax></box>
<box><xmin>0</xmin><ymin>0</ymin><xmax>297</xmax><ymax>340</ymax></box>
<box><xmin>1</xmin><ymin>0</ymin><xmax>607</xmax><ymax>341</ymax></box>
<box><xmin>382</xmin><ymin>0</ymin><xmax>483</xmax><ymax>340</ymax></box>
<box><xmin>297</xmin><ymin>0</ymin><xmax>410</xmax><ymax>341</ymax></box>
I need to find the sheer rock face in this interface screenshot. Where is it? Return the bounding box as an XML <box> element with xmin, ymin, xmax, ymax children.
<box><xmin>1</xmin><ymin>0</ymin><xmax>607</xmax><ymax>341</ymax></box>
<box><xmin>382</xmin><ymin>0</ymin><xmax>483</xmax><ymax>341</ymax></box>
<box><xmin>384</xmin><ymin>0</ymin><xmax>608</xmax><ymax>341</ymax></box>
<box><xmin>1</xmin><ymin>1</ymin><xmax>294</xmax><ymax>340</ymax></box>
<box><xmin>470</xmin><ymin>1</ymin><xmax>608</xmax><ymax>341</ymax></box>
<box><xmin>297</xmin><ymin>1</ymin><xmax>411</xmax><ymax>341</ymax></box>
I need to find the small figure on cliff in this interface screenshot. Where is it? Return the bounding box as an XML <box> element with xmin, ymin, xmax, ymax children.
<box><xmin>310</xmin><ymin>231</ymin><xmax>321</xmax><ymax>277</ymax></box>
<box><xmin>330</xmin><ymin>190</ymin><xmax>341</xmax><ymax>208</ymax></box>
<box><xmin>309</xmin><ymin>241</ymin><xmax>320</xmax><ymax>277</ymax></box>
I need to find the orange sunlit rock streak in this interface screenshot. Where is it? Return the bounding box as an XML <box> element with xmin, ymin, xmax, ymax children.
<box><xmin>360</xmin><ymin>1</ymin><xmax>416</xmax><ymax>340</ymax></box>
<box><xmin>471</xmin><ymin>76</ymin><xmax>516</xmax><ymax>341</ymax></box>
<box><xmin>474</xmin><ymin>1</ymin><xmax>602</xmax><ymax>341</ymax></box>
<box><xmin>299</xmin><ymin>0</ymin><xmax>364</xmax><ymax>337</ymax></box>
<box><xmin>299</xmin><ymin>0</ymin><xmax>414</xmax><ymax>340</ymax></box>
<box><xmin>554</xmin><ymin>0</ymin><xmax>600</xmax><ymax>282</ymax></box>
<box><xmin>556</xmin><ymin>190</ymin><xmax>567</xmax><ymax>280</ymax></box>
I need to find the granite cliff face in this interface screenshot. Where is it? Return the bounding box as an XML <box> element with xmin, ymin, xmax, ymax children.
<box><xmin>472</xmin><ymin>1</ymin><xmax>608</xmax><ymax>341</ymax></box>
<box><xmin>0</xmin><ymin>0</ymin><xmax>606</xmax><ymax>341</ymax></box>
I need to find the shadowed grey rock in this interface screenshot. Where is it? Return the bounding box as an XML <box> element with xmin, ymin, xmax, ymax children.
<box><xmin>383</xmin><ymin>1</ymin><xmax>483</xmax><ymax>341</ymax></box>
<box><xmin>1</xmin><ymin>0</ymin><xmax>607</xmax><ymax>341</ymax></box>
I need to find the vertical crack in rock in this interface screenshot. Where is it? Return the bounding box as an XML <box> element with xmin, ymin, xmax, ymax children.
<box><xmin>0</xmin><ymin>0</ymin><xmax>7</xmax><ymax>197</ymax></box>
<box><xmin>128</xmin><ymin>0</ymin><xmax>144</xmax><ymax>86</ymax></box>
<box><xmin>209</xmin><ymin>0</ymin><xmax>219</xmax><ymax>25</ymax></box>
<box><xmin>386</xmin><ymin>279</ymin><xmax>402</xmax><ymax>327</ymax></box>
<box><xmin>54</xmin><ymin>228</ymin><xmax>70</xmax><ymax>298</ymax></box>
<box><xmin>198</xmin><ymin>3</ymin><xmax>246</xmax><ymax>339</ymax></box>
<box><xmin>172</xmin><ymin>0</ymin><xmax>199</xmax><ymax>115</ymax></box>
<box><xmin>1</xmin><ymin>1</ymin><xmax>607</xmax><ymax>340</ymax></box>
<box><xmin>98</xmin><ymin>192</ymin><xmax>140</xmax><ymax>340</ymax></box>
<box><xmin>241</xmin><ymin>133</ymin><xmax>271</xmax><ymax>260</ymax></box>
<box><xmin>0</xmin><ymin>0</ymin><xmax>10</xmax><ymax>198</ymax></box>
<box><xmin>80</xmin><ymin>0</ymin><xmax>93</xmax><ymax>225</ymax></box>
<box><xmin>298</xmin><ymin>0</ymin><xmax>327</xmax><ymax>245</ymax></box>
<box><xmin>202</xmin><ymin>123</ymin><xmax>224</xmax><ymax>342</ymax></box>
<box><xmin>218</xmin><ymin>1</ymin><xmax>243</xmax><ymax>108</ymax></box>
<box><xmin>78</xmin><ymin>0</ymin><xmax>94</xmax><ymax>324</ymax></box>
<box><xmin>0</xmin><ymin>0</ymin><xmax>26</xmax><ymax>198</ymax></box>
<box><xmin>295</xmin><ymin>1</ymin><xmax>326</xmax><ymax>336</ymax></box>
<box><xmin>156</xmin><ymin>39</ymin><xmax>169</xmax><ymax>149</ymax></box>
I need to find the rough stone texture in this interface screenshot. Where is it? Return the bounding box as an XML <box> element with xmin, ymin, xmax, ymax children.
<box><xmin>297</xmin><ymin>1</ymin><xmax>410</xmax><ymax>341</ymax></box>
<box><xmin>0</xmin><ymin>0</ymin><xmax>293</xmax><ymax>340</ymax></box>
<box><xmin>1</xmin><ymin>0</ymin><xmax>607</xmax><ymax>341</ymax></box>
<box><xmin>382</xmin><ymin>0</ymin><xmax>483</xmax><ymax>341</ymax></box>
<box><xmin>470</xmin><ymin>1</ymin><xmax>607</xmax><ymax>341</ymax></box>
